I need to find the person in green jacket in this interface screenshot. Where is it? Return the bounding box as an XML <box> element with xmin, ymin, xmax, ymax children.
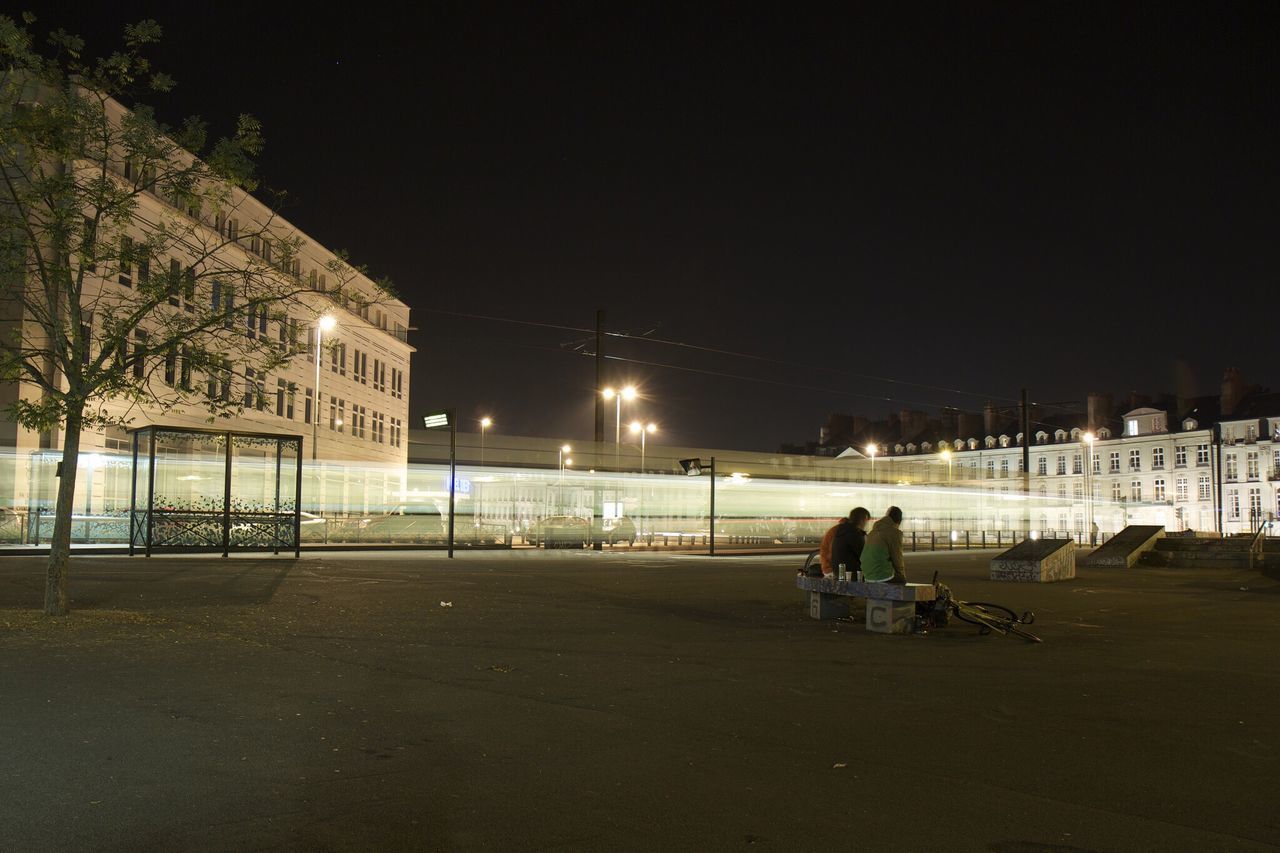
<box><xmin>860</xmin><ymin>506</ymin><xmax>907</xmax><ymax>583</ymax></box>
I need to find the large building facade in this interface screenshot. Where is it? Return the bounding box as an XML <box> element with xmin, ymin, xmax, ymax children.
<box><xmin>0</xmin><ymin>95</ymin><xmax>412</xmax><ymax>519</ymax></box>
<box><xmin>867</xmin><ymin>406</ymin><xmax>1279</xmax><ymax>537</ymax></box>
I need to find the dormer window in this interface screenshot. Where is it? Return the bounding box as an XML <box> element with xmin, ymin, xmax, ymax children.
<box><xmin>1127</xmin><ymin>419</ymin><xmax>1139</xmax><ymax>436</ymax></box>
<box><xmin>999</xmin><ymin>435</ymin><xmax>1010</xmax><ymax>447</ymax></box>
<box><xmin>1183</xmin><ymin>418</ymin><xmax>1198</xmax><ymax>431</ymax></box>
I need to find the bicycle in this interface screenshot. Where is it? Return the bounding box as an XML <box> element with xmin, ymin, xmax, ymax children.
<box><xmin>923</xmin><ymin>572</ymin><xmax>1042</xmax><ymax>643</ymax></box>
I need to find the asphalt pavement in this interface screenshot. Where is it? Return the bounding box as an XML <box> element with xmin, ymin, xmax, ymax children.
<box><xmin>1</xmin><ymin>549</ymin><xmax>1277</xmax><ymax>852</ymax></box>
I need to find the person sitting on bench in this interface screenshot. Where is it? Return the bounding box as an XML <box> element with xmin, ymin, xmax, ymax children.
<box><xmin>814</xmin><ymin>515</ymin><xmax>846</xmax><ymax>577</ymax></box>
<box><xmin>860</xmin><ymin>506</ymin><xmax>907</xmax><ymax>584</ymax></box>
<box><xmin>831</xmin><ymin>507</ymin><xmax>870</xmax><ymax>577</ymax></box>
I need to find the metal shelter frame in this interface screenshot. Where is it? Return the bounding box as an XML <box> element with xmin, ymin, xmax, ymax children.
<box><xmin>128</xmin><ymin>425</ymin><xmax>303</xmax><ymax>558</ymax></box>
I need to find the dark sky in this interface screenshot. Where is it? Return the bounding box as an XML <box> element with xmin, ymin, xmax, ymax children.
<box><xmin>22</xmin><ymin>3</ymin><xmax>1279</xmax><ymax>450</ymax></box>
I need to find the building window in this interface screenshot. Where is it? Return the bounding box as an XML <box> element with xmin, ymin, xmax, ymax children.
<box><xmin>117</xmin><ymin>235</ymin><xmax>134</xmax><ymax>287</ymax></box>
<box><xmin>1248</xmin><ymin>488</ymin><xmax>1262</xmax><ymax>524</ymax></box>
<box><xmin>1246</xmin><ymin>451</ymin><xmax>1259</xmax><ymax>481</ymax></box>
<box><xmin>986</xmin><ymin>460</ymin><xmax>995</xmax><ymax>479</ymax></box>
<box><xmin>1056</xmin><ymin>456</ymin><xmax>1066</xmax><ymax>475</ymax></box>
<box><xmin>304</xmin><ymin>388</ymin><xmax>313</xmax><ymax>425</ymax></box>
<box><xmin>1129</xmin><ymin>480</ymin><xmax>1142</xmax><ymax>502</ymax></box>
<box><xmin>1091</xmin><ymin>453</ymin><xmax>1100</xmax><ymax>474</ymax></box>
<box><xmin>1154</xmin><ymin>478</ymin><xmax>1166</xmax><ymax>502</ymax></box>
<box><xmin>1246</xmin><ymin>424</ymin><xmax>1257</xmax><ymax>441</ymax></box>
<box><xmin>1198</xmin><ymin>476</ymin><xmax>1211</xmax><ymax>501</ymax></box>
<box><xmin>1226</xmin><ymin>455</ymin><xmax>1238</xmax><ymax>482</ymax></box>
<box><xmin>1229</xmin><ymin>491</ymin><xmax>1239</xmax><ymax>519</ymax></box>
<box><xmin>1000</xmin><ymin>459</ymin><xmax>1009</xmax><ymax>477</ymax></box>
<box><xmin>179</xmin><ymin>346</ymin><xmax>192</xmax><ymax>391</ymax></box>
<box><xmin>286</xmin><ymin>382</ymin><xmax>295</xmax><ymax>420</ymax></box>
<box><xmin>1037</xmin><ymin>457</ymin><xmax>1047</xmax><ymax>476</ymax></box>
<box><xmin>131</xmin><ymin>330</ymin><xmax>147</xmax><ymax>379</ymax></box>
<box><xmin>1175</xmin><ymin>478</ymin><xmax>1188</xmax><ymax>502</ymax></box>
<box><xmin>338</xmin><ymin>399</ymin><xmax>345</xmax><ymax>433</ymax></box>
<box><xmin>1129</xmin><ymin>449</ymin><xmax>1141</xmax><ymax>471</ymax></box>
<box><xmin>1127</xmin><ymin>419</ymin><xmax>1139</xmax><ymax>436</ymax></box>
<box><xmin>1073</xmin><ymin>482</ymin><xmax>1083</xmax><ymax>499</ymax></box>
<box><xmin>276</xmin><ymin>379</ymin><xmax>286</xmax><ymax>417</ymax></box>
<box><xmin>1152</xmin><ymin>447</ymin><xmax>1165</xmax><ymax>469</ymax></box>
<box><xmin>1072</xmin><ymin>454</ymin><xmax>1082</xmax><ymax>475</ymax></box>
<box><xmin>1196</xmin><ymin>445</ymin><xmax>1210</xmax><ymax>466</ymax></box>
<box><xmin>1112</xmin><ymin>481</ymin><xmax>1122</xmax><ymax>502</ymax></box>
<box><xmin>1109</xmin><ymin>451</ymin><xmax>1120</xmax><ymax>473</ymax></box>
<box><xmin>1175</xmin><ymin>446</ymin><xmax>1187</xmax><ymax>467</ymax></box>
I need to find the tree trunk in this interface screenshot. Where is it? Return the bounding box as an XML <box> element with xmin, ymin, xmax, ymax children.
<box><xmin>44</xmin><ymin>410</ymin><xmax>83</xmax><ymax>616</ymax></box>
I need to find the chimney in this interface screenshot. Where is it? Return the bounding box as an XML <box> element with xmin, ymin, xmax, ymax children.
<box><xmin>1087</xmin><ymin>392</ymin><xmax>1108</xmax><ymax>430</ymax></box>
<box><xmin>983</xmin><ymin>401</ymin><xmax>998</xmax><ymax>436</ymax></box>
<box><xmin>1221</xmin><ymin>367</ymin><xmax>1245</xmax><ymax>416</ymax></box>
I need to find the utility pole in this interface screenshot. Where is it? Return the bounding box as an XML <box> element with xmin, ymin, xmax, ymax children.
<box><xmin>1021</xmin><ymin>388</ymin><xmax>1031</xmax><ymax>539</ymax></box>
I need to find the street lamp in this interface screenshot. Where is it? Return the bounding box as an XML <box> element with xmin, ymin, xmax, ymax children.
<box><xmin>630</xmin><ymin>421</ymin><xmax>657</xmax><ymax>473</ymax></box>
<box><xmin>559</xmin><ymin>444</ymin><xmax>571</xmax><ymax>482</ymax></box>
<box><xmin>602</xmin><ymin>385</ymin><xmax>638</xmax><ymax>450</ymax></box>
<box><xmin>1083</xmin><ymin>431</ymin><xmax>1096</xmax><ymax>544</ymax></box>
<box><xmin>941</xmin><ymin>447</ymin><xmax>953</xmax><ymax>538</ymax></box>
<box><xmin>480</xmin><ymin>417</ymin><xmax>492</xmax><ymax>468</ymax></box>
<box><xmin>312</xmin><ymin>314</ymin><xmax>337</xmax><ymax>461</ymax></box>
<box><xmin>866</xmin><ymin>444</ymin><xmax>877</xmax><ymax>483</ymax></box>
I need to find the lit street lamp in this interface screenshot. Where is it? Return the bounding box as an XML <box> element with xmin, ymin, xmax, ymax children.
<box><xmin>480</xmin><ymin>416</ymin><xmax>492</xmax><ymax>468</ymax></box>
<box><xmin>312</xmin><ymin>314</ymin><xmax>337</xmax><ymax>461</ymax></box>
<box><xmin>941</xmin><ymin>447</ymin><xmax>953</xmax><ymax>538</ymax></box>
<box><xmin>1083</xmin><ymin>431</ymin><xmax>1096</xmax><ymax>544</ymax></box>
<box><xmin>866</xmin><ymin>443</ymin><xmax>877</xmax><ymax>483</ymax></box>
<box><xmin>559</xmin><ymin>444</ymin><xmax>571</xmax><ymax>482</ymax></box>
<box><xmin>602</xmin><ymin>386</ymin><xmax>637</xmax><ymax>450</ymax></box>
<box><xmin>629</xmin><ymin>421</ymin><xmax>657</xmax><ymax>473</ymax></box>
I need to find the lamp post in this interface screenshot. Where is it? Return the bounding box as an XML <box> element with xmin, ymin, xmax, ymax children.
<box><xmin>866</xmin><ymin>444</ymin><xmax>877</xmax><ymax>483</ymax></box>
<box><xmin>1083</xmin><ymin>431</ymin><xmax>1096</xmax><ymax>544</ymax></box>
<box><xmin>941</xmin><ymin>448</ymin><xmax>953</xmax><ymax>538</ymax></box>
<box><xmin>312</xmin><ymin>314</ymin><xmax>337</xmax><ymax>461</ymax></box>
<box><xmin>479</xmin><ymin>417</ymin><xmax>492</xmax><ymax>468</ymax></box>
<box><xmin>629</xmin><ymin>421</ymin><xmax>657</xmax><ymax>474</ymax></box>
<box><xmin>602</xmin><ymin>386</ymin><xmax>637</xmax><ymax>450</ymax></box>
<box><xmin>630</xmin><ymin>421</ymin><xmax>657</xmax><ymax>539</ymax></box>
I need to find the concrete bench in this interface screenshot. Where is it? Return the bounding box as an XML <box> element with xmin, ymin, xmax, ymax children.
<box><xmin>795</xmin><ymin>575</ymin><xmax>936</xmax><ymax>634</ymax></box>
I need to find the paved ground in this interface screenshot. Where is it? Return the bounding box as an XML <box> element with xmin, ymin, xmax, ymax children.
<box><xmin>1</xmin><ymin>549</ymin><xmax>1276</xmax><ymax>852</ymax></box>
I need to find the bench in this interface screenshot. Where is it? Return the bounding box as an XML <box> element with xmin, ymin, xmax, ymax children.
<box><xmin>795</xmin><ymin>575</ymin><xmax>936</xmax><ymax>634</ymax></box>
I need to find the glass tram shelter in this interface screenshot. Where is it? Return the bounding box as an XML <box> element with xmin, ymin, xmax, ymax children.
<box><xmin>129</xmin><ymin>426</ymin><xmax>302</xmax><ymax>557</ymax></box>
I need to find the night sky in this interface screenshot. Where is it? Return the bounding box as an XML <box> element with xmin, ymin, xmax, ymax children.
<box><xmin>21</xmin><ymin>3</ymin><xmax>1278</xmax><ymax>451</ymax></box>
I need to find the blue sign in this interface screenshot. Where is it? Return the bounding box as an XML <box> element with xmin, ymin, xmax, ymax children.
<box><xmin>444</xmin><ymin>476</ymin><xmax>472</xmax><ymax>495</ymax></box>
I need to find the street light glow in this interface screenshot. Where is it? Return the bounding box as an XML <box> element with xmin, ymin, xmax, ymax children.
<box><xmin>602</xmin><ymin>387</ymin><xmax>615</xmax><ymax>400</ymax></box>
<box><xmin>565</xmin><ymin>458</ymin><xmax>573</xmax><ymax>466</ymax></box>
<box><xmin>480</xmin><ymin>417</ymin><xmax>492</xmax><ymax>428</ymax></box>
<box><xmin>318</xmin><ymin>314</ymin><xmax>337</xmax><ymax>332</ymax></box>
<box><xmin>866</xmin><ymin>444</ymin><xmax>877</xmax><ymax>457</ymax></box>
<box><xmin>561</xmin><ymin>444</ymin><xmax>571</xmax><ymax>453</ymax></box>
<box><xmin>622</xmin><ymin>385</ymin><xmax>637</xmax><ymax>401</ymax></box>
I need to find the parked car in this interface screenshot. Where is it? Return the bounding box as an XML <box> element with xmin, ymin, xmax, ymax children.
<box><xmin>605</xmin><ymin>515</ymin><xmax>637</xmax><ymax>546</ymax></box>
<box><xmin>529</xmin><ymin>515</ymin><xmax>590</xmax><ymax>549</ymax></box>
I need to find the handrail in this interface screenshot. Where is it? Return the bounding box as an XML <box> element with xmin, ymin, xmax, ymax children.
<box><xmin>1249</xmin><ymin>521</ymin><xmax>1267</xmax><ymax>570</ymax></box>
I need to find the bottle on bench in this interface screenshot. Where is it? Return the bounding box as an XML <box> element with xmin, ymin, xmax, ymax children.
<box><xmin>837</xmin><ymin>563</ymin><xmax>847</xmax><ymax>582</ymax></box>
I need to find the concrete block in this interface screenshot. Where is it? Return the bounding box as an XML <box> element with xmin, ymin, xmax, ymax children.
<box><xmin>866</xmin><ymin>599</ymin><xmax>915</xmax><ymax>633</ymax></box>
<box><xmin>991</xmin><ymin>539</ymin><xmax>1076</xmax><ymax>583</ymax></box>
<box><xmin>808</xmin><ymin>591</ymin><xmax>849</xmax><ymax>620</ymax></box>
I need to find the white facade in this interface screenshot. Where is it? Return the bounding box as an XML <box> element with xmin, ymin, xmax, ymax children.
<box><xmin>1</xmin><ymin>96</ymin><xmax>412</xmax><ymax>516</ymax></box>
<box><xmin>870</xmin><ymin>408</ymin><xmax>1280</xmax><ymax>536</ymax></box>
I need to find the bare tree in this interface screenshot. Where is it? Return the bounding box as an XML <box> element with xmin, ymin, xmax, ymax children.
<box><xmin>0</xmin><ymin>14</ymin><xmax>387</xmax><ymax>614</ymax></box>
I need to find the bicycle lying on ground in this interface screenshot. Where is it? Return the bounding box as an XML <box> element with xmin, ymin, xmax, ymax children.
<box><xmin>917</xmin><ymin>572</ymin><xmax>1042</xmax><ymax>643</ymax></box>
